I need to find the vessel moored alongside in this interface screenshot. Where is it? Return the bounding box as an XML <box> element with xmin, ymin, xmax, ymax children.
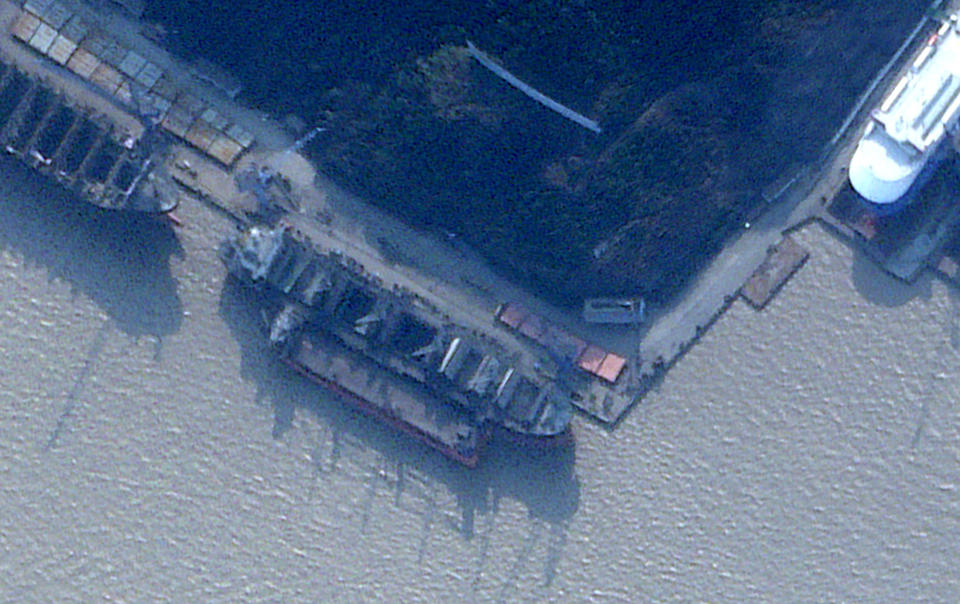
<box><xmin>0</xmin><ymin>59</ymin><xmax>178</xmax><ymax>213</ymax></box>
<box><xmin>849</xmin><ymin>13</ymin><xmax>960</xmax><ymax>213</ymax></box>
<box><xmin>220</xmin><ymin>224</ymin><xmax>575</xmax><ymax>467</ymax></box>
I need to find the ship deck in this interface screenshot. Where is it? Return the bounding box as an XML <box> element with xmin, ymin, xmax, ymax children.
<box><xmin>289</xmin><ymin>326</ymin><xmax>482</xmax><ymax>465</ymax></box>
<box><xmin>278</xmin><ymin>215</ymin><xmax>571</xmax><ymax>384</ymax></box>
<box><xmin>0</xmin><ymin>3</ymin><xmax>180</xmax><ymax>212</ymax></box>
<box><xmin>874</xmin><ymin>16</ymin><xmax>960</xmax><ymax>153</ymax></box>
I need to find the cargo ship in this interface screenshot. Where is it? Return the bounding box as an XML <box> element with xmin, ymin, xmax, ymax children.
<box><xmin>7</xmin><ymin>1</ymin><xmax>255</xmax><ymax>167</ymax></box>
<box><xmin>0</xmin><ymin>0</ymin><xmax>264</xmax><ymax>214</ymax></box>
<box><xmin>220</xmin><ymin>224</ymin><xmax>575</xmax><ymax>467</ymax></box>
<box><xmin>849</xmin><ymin>13</ymin><xmax>960</xmax><ymax>213</ymax></box>
<box><xmin>0</xmin><ymin>58</ymin><xmax>177</xmax><ymax>213</ymax></box>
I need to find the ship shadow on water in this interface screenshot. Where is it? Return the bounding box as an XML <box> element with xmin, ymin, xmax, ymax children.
<box><xmin>219</xmin><ymin>276</ymin><xmax>580</xmax><ymax>549</ymax></box>
<box><xmin>0</xmin><ymin>157</ymin><xmax>184</xmax><ymax>344</ymax></box>
<box><xmin>851</xmin><ymin>248</ymin><xmax>934</xmax><ymax>308</ymax></box>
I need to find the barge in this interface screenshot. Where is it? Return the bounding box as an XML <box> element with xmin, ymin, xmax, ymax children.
<box><xmin>0</xmin><ymin>58</ymin><xmax>177</xmax><ymax>212</ymax></box>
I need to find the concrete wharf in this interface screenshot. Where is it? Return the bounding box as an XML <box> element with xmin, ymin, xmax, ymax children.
<box><xmin>4</xmin><ymin>0</ymin><xmax>956</xmax><ymax>431</ymax></box>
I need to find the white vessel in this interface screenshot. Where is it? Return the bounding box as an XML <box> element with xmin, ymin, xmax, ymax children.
<box><xmin>850</xmin><ymin>14</ymin><xmax>960</xmax><ymax>211</ymax></box>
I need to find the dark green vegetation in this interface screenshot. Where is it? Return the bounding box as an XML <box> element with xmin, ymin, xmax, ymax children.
<box><xmin>147</xmin><ymin>0</ymin><xmax>926</xmax><ymax>307</ymax></box>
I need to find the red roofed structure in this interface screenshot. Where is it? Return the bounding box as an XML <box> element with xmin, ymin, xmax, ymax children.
<box><xmin>497</xmin><ymin>303</ymin><xmax>628</xmax><ymax>384</ymax></box>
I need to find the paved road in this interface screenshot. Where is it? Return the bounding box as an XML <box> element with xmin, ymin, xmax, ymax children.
<box><xmin>635</xmin><ymin>160</ymin><xmax>839</xmax><ymax>376</ymax></box>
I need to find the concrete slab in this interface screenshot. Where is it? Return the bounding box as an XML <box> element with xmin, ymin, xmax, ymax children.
<box><xmin>161</xmin><ymin>106</ymin><xmax>194</xmax><ymax>138</ymax></box>
<box><xmin>100</xmin><ymin>40</ymin><xmax>127</xmax><ymax>66</ymax></box>
<box><xmin>226</xmin><ymin>123</ymin><xmax>254</xmax><ymax>148</ymax></box>
<box><xmin>59</xmin><ymin>15</ymin><xmax>88</xmax><ymax>44</ymax></box>
<box><xmin>174</xmin><ymin>93</ymin><xmax>205</xmax><ymax>118</ymax></box>
<box><xmin>200</xmin><ymin>107</ymin><xmax>228</xmax><ymax>132</ymax></box>
<box><xmin>46</xmin><ymin>33</ymin><xmax>77</xmax><ymax>65</ymax></box>
<box><xmin>185</xmin><ymin>118</ymin><xmax>217</xmax><ymax>152</ymax></box>
<box><xmin>149</xmin><ymin>73</ymin><xmax>177</xmax><ymax>101</ymax></box>
<box><xmin>144</xmin><ymin>92</ymin><xmax>171</xmax><ymax>119</ymax></box>
<box><xmin>10</xmin><ymin>11</ymin><xmax>40</xmax><ymax>44</ymax></box>
<box><xmin>134</xmin><ymin>61</ymin><xmax>162</xmax><ymax>89</ymax></box>
<box><xmin>66</xmin><ymin>46</ymin><xmax>100</xmax><ymax>79</ymax></box>
<box><xmin>27</xmin><ymin>21</ymin><xmax>57</xmax><ymax>54</ymax></box>
<box><xmin>22</xmin><ymin>0</ymin><xmax>53</xmax><ymax>17</ymax></box>
<box><xmin>89</xmin><ymin>61</ymin><xmax>123</xmax><ymax>93</ymax></box>
<box><xmin>79</xmin><ymin>32</ymin><xmax>108</xmax><ymax>57</ymax></box>
<box><xmin>39</xmin><ymin>2</ymin><xmax>72</xmax><ymax>30</ymax></box>
<box><xmin>113</xmin><ymin>76</ymin><xmax>133</xmax><ymax>105</ymax></box>
<box><xmin>117</xmin><ymin>49</ymin><xmax>145</xmax><ymax>78</ymax></box>
<box><xmin>207</xmin><ymin>134</ymin><xmax>243</xmax><ymax>166</ymax></box>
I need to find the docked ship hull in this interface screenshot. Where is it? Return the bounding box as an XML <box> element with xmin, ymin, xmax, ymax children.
<box><xmin>849</xmin><ymin>14</ymin><xmax>960</xmax><ymax>213</ymax></box>
<box><xmin>0</xmin><ymin>61</ymin><xmax>177</xmax><ymax>213</ymax></box>
<box><xmin>283</xmin><ymin>358</ymin><xmax>484</xmax><ymax>468</ymax></box>
<box><xmin>852</xmin><ymin>128</ymin><xmax>951</xmax><ymax>217</ymax></box>
<box><xmin>277</xmin><ymin>314</ymin><xmax>573</xmax><ymax>467</ymax></box>
<box><xmin>279</xmin><ymin>327</ymin><xmax>485</xmax><ymax>468</ymax></box>
<box><xmin>494</xmin><ymin>423</ymin><xmax>574</xmax><ymax>449</ymax></box>
<box><xmin>220</xmin><ymin>224</ymin><xmax>576</xmax><ymax>468</ymax></box>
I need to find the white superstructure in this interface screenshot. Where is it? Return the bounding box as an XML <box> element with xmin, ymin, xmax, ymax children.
<box><xmin>850</xmin><ymin>15</ymin><xmax>960</xmax><ymax>206</ymax></box>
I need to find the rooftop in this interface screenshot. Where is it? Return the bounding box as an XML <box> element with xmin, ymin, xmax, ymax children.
<box><xmin>9</xmin><ymin>2</ymin><xmax>255</xmax><ymax>167</ymax></box>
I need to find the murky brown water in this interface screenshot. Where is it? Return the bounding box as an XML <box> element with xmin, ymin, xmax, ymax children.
<box><xmin>2</xmin><ymin>156</ymin><xmax>960</xmax><ymax>602</ymax></box>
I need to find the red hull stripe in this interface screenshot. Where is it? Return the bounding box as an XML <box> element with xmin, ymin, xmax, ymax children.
<box><xmin>283</xmin><ymin>359</ymin><xmax>484</xmax><ymax>467</ymax></box>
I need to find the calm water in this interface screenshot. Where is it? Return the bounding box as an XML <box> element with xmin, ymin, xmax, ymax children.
<box><xmin>3</xmin><ymin>154</ymin><xmax>960</xmax><ymax>601</ymax></box>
